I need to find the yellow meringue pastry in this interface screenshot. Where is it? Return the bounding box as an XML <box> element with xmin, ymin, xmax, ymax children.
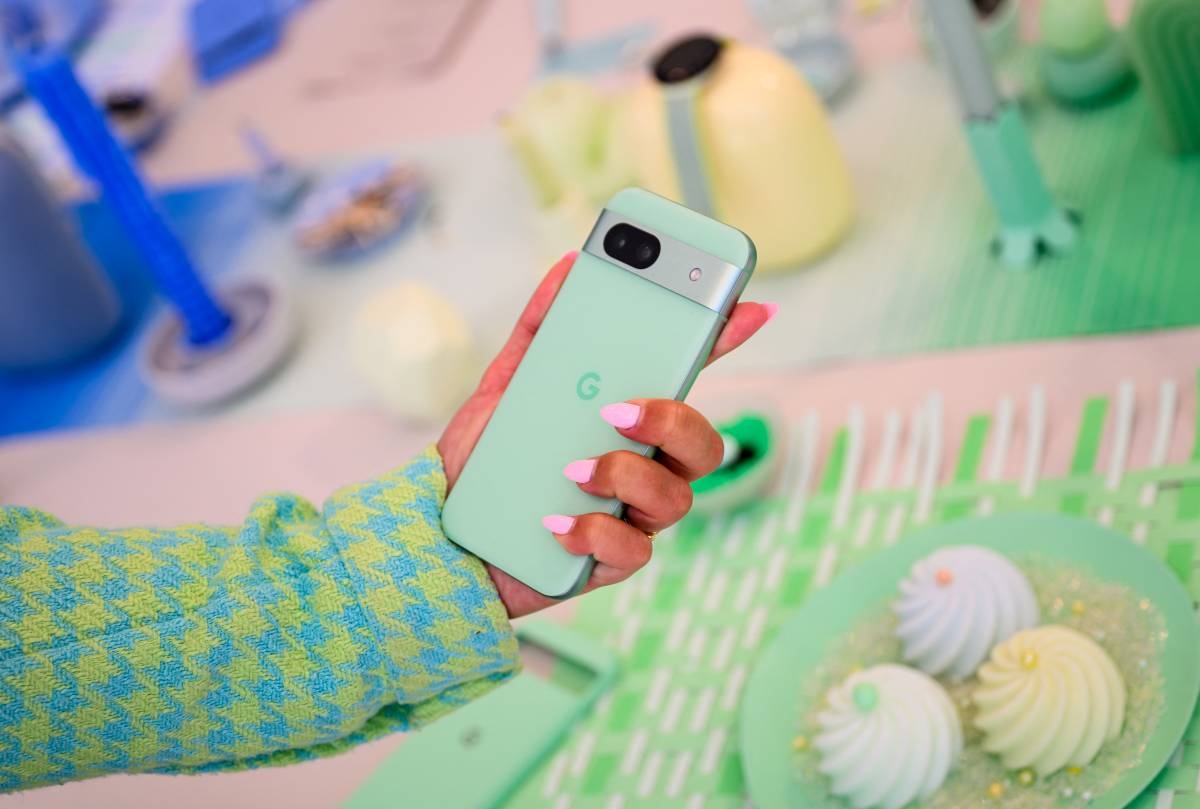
<box><xmin>974</xmin><ymin>625</ymin><xmax>1126</xmax><ymax>776</ymax></box>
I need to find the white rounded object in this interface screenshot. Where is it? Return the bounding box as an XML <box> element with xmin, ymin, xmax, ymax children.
<box><xmin>814</xmin><ymin>664</ymin><xmax>962</xmax><ymax>809</ymax></box>
<box><xmin>893</xmin><ymin>545</ymin><xmax>1039</xmax><ymax>680</ymax></box>
<box><xmin>974</xmin><ymin>625</ymin><xmax>1126</xmax><ymax>776</ymax></box>
<box><xmin>349</xmin><ymin>282</ymin><xmax>479</xmax><ymax>423</ymax></box>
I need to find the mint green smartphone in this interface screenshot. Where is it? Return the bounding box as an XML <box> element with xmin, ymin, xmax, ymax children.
<box><xmin>442</xmin><ymin>188</ymin><xmax>756</xmax><ymax>597</ymax></box>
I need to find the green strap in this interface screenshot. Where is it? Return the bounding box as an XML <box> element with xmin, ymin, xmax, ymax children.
<box><xmin>1071</xmin><ymin>397</ymin><xmax>1110</xmax><ymax>475</ymax></box>
<box><xmin>820</xmin><ymin>429</ymin><xmax>849</xmax><ymax>495</ymax></box>
<box><xmin>954</xmin><ymin>414</ymin><xmax>992</xmax><ymax>484</ymax></box>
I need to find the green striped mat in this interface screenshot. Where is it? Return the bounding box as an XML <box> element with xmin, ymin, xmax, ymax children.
<box><xmin>508</xmin><ymin>371</ymin><xmax>1200</xmax><ymax>808</ymax></box>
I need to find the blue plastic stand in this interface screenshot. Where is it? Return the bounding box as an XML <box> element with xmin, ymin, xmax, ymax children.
<box><xmin>4</xmin><ymin>5</ymin><xmax>234</xmax><ymax>346</ymax></box>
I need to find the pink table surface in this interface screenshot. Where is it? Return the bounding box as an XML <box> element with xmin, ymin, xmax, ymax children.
<box><xmin>2</xmin><ymin>326</ymin><xmax>1198</xmax><ymax>808</ymax></box>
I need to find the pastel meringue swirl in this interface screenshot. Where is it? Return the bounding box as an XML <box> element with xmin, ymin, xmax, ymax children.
<box><xmin>814</xmin><ymin>664</ymin><xmax>963</xmax><ymax>809</ymax></box>
<box><xmin>893</xmin><ymin>545</ymin><xmax>1039</xmax><ymax>679</ymax></box>
<box><xmin>973</xmin><ymin>625</ymin><xmax>1126</xmax><ymax>776</ymax></box>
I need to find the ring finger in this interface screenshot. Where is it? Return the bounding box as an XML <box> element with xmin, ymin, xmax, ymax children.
<box><xmin>564</xmin><ymin>450</ymin><xmax>693</xmax><ymax>532</ymax></box>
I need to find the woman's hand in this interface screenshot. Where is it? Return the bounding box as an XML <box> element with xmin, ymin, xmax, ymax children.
<box><xmin>438</xmin><ymin>251</ymin><xmax>776</xmax><ymax>618</ymax></box>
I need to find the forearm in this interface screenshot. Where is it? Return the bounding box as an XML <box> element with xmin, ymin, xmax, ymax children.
<box><xmin>0</xmin><ymin>446</ymin><xmax>518</xmax><ymax>792</ymax></box>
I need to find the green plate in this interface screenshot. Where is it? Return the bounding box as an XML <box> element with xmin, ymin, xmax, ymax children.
<box><xmin>739</xmin><ymin>513</ymin><xmax>1200</xmax><ymax>809</ymax></box>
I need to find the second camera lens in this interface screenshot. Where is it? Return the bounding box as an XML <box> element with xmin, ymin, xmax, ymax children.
<box><xmin>603</xmin><ymin>223</ymin><xmax>660</xmax><ymax>270</ymax></box>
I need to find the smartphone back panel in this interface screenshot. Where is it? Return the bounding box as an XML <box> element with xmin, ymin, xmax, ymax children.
<box><xmin>443</xmin><ymin>189</ymin><xmax>755</xmax><ymax>597</ymax></box>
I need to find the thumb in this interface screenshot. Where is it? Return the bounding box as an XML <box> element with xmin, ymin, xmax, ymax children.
<box><xmin>477</xmin><ymin>250</ymin><xmax>577</xmax><ymax>393</ymax></box>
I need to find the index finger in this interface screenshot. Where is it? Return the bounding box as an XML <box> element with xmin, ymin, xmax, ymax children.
<box><xmin>706</xmin><ymin>301</ymin><xmax>778</xmax><ymax>366</ymax></box>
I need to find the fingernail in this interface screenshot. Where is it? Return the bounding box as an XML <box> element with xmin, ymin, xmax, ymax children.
<box><xmin>562</xmin><ymin>249</ymin><xmax>579</xmax><ymax>262</ymax></box>
<box><xmin>600</xmin><ymin>402</ymin><xmax>641</xmax><ymax>429</ymax></box>
<box><xmin>542</xmin><ymin>514</ymin><xmax>576</xmax><ymax>535</ymax></box>
<box><xmin>563</xmin><ymin>458</ymin><xmax>597</xmax><ymax>483</ymax></box>
<box><xmin>762</xmin><ymin>302</ymin><xmax>780</xmax><ymax>323</ymax></box>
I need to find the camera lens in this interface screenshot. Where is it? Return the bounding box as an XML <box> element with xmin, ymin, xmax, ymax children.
<box><xmin>603</xmin><ymin>223</ymin><xmax>660</xmax><ymax>270</ymax></box>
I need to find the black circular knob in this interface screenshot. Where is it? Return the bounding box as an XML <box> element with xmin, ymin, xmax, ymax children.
<box><xmin>653</xmin><ymin>34</ymin><xmax>723</xmax><ymax>84</ymax></box>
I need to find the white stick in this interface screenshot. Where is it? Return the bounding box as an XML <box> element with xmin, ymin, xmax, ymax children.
<box><xmin>871</xmin><ymin>409</ymin><xmax>902</xmax><ymax>489</ymax></box>
<box><xmin>1020</xmin><ymin>386</ymin><xmax>1047</xmax><ymax>498</ymax></box>
<box><xmin>1105</xmin><ymin>380</ymin><xmax>1136</xmax><ymax>491</ymax></box>
<box><xmin>702</xmin><ymin>572</ymin><xmax>728</xmax><ymax>613</ymax></box>
<box><xmin>754</xmin><ymin>512</ymin><xmax>780</xmax><ymax>555</ymax></box>
<box><xmin>764</xmin><ymin>548</ymin><xmax>788</xmax><ymax>591</ymax></box>
<box><xmin>1151</xmin><ymin>378</ymin><xmax>1179</xmax><ymax>468</ymax></box>
<box><xmin>814</xmin><ymin>544</ymin><xmax>838</xmax><ymax>588</ymax></box>
<box><xmin>785</xmin><ymin>411</ymin><xmax>820</xmax><ymax>534</ymax></box>
<box><xmin>743</xmin><ymin>607</ymin><xmax>769</xmax><ymax>649</ymax></box>
<box><xmin>914</xmin><ymin>393</ymin><xmax>943</xmax><ymax>523</ymax></box>
<box><xmin>833</xmin><ymin>405</ymin><xmax>866</xmax><ymax>529</ymax></box>
<box><xmin>721</xmin><ymin>665</ymin><xmax>748</xmax><ymax>710</ymax></box>
<box><xmin>570</xmin><ymin>732</ymin><xmax>596</xmax><ymax>776</ymax></box>
<box><xmin>666</xmin><ymin>752</ymin><xmax>695</xmax><ymax>798</ymax></box>
<box><xmin>636</xmin><ymin>751</ymin><xmax>664</xmax><ymax>798</ymax></box>
<box><xmin>852</xmin><ymin>507</ymin><xmax>878</xmax><ymax>549</ymax></box>
<box><xmin>660</xmin><ymin>688</ymin><xmax>687</xmax><ymax>733</ymax></box>
<box><xmin>885</xmin><ymin>405</ymin><xmax>927</xmax><ymax>544</ymax></box>
<box><xmin>986</xmin><ymin>396</ymin><xmax>1015</xmax><ymax>481</ymax></box>
<box><xmin>721</xmin><ymin>515</ymin><xmax>748</xmax><ymax>557</ymax></box>
<box><xmin>645</xmin><ymin>668</ymin><xmax>670</xmax><ymax>712</ymax></box>
<box><xmin>690</xmin><ymin>686</ymin><xmax>717</xmax><ymax>732</ymax></box>
<box><xmin>621</xmin><ymin>730</ymin><xmax>649</xmax><ymax>775</ymax></box>
<box><xmin>665</xmin><ymin>610</ymin><xmax>692</xmax><ymax>652</ymax></box>
<box><xmin>543</xmin><ymin>752</ymin><xmax>569</xmax><ymax>797</ymax></box>
<box><xmin>699</xmin><ymin>729</ymin><xmax>727</xmax><ymax>775</ymax></box>
<box><xmin>733</xmin><ymin>570</ymin><xmax>760</xmax><ymax>613</ymax></box>
<box><xmin>1139</xmin><ymin>378</ymin><xmax>1180</xmax><ymax>514</ymax></box>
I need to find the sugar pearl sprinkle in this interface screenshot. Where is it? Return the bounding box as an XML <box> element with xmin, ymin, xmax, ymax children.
<box><xmin>852</xmin><ymin>682</ymin><xmax>879</xmax><ymax>712</ymax></box>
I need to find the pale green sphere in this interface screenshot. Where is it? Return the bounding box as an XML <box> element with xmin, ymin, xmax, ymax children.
<box><xmin>1041</xmin><ymin>0</ymin><xmax>1114</xmax><ymax>56</ymax></box>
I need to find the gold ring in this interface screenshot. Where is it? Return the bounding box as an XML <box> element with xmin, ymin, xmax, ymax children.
<box><xmin>646</xmin><ymin>531</ymin><xmax>659</xmax><ymax>543</ymax></box>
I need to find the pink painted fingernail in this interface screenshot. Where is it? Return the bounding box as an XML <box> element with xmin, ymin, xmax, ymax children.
<box><xmin>562</xmin><ymin>249</ymin><xmax>579</xmax><ymax>262</ymax></box>
<box><xmin>600</xmin><ymin>402</ymin><xmax>641</xmax><ymax>429</ymax></box>
<box><xmin>542</xmin><ymin>515</ymin><xmax>576</xmax><ymax>535</ymax></box>
<box><xmin>762</xmin><ymin>302</ymin><xmax>780</xmax><ymax>323</ymax></box>
<box><xmin>563</xmin><ymin>458</ymin><xmax>597</xmax><ymax>483</ymax></box>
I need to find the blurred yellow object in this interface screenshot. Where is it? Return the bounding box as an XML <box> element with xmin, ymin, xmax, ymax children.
<box><xmin>502</xmin><ymin>77</ymin><xmax>635</xmax><ymax>210</ymax></box>
<box><xmin>625</xmin><ymin>36</ymin><xmax>854</xmax><ymax>274</ymax></box>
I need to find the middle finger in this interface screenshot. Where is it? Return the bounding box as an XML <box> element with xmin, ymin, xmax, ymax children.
<box><xmin>564</xmin><ymin>450</ymin><xmax>694</xmax><ymax>532</ymax></box>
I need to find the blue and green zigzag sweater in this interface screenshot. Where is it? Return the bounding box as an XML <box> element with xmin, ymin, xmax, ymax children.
<box><xmin>0</xmin><ymin>446</ymin><xmax>519</xmax><ymax>792</ymax></box>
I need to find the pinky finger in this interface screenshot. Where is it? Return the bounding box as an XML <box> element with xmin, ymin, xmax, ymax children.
<box><xmin>544</xmin><ymin>513</ymin><xmax>653</xmax><ymax>586</ymax></box>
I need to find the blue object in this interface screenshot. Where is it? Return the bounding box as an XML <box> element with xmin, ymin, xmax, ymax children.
<box><xmin>188</xmin><ymin>0</ymin><xmax>282</xmax><ymax>85</ymax></box>
<box><xmin>5</xmin><ymin>8</ymin><xmax>233</xmax><ymax>345</ymax></box>
<box><xmin>0</xmin><ymin>0</ymin><xmax>104</xmax><ymax>109</ymax></box>
<box><xmin>0</xmin><ymin>127</ymin><xmax>121</xmax><ymax>371</ymax></box>
<box><xmin>242</xmin><ymin>125</ymin><xmax>309</xmax><ymax>212</ymax></box>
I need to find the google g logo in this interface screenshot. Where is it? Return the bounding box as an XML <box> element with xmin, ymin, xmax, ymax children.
<box><xmin>576</xmin><ymin>372</ymin><xmax>601</xmax><ymax>401</ymax></box>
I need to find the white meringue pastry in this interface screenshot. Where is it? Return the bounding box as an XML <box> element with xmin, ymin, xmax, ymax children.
<box><xmin>893</xmin><ymin>545</ymin><xmax>1039</xmax><ymax>679</ymax></box>
<box><xmin>814</xmin><ymin>664</ymin><xmax>963</xmax><ymax>809</ymax></box>
<box><xmin>974</xmin><ymin>625</ymin><xmax>1126</xmax><ymax>776</ymax></box>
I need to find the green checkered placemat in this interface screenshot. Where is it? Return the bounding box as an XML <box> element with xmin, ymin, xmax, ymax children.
<box><xmin>508</xmin><ymin>373</ymin><xmax>1200</xmax><ymax>809</ymax></box>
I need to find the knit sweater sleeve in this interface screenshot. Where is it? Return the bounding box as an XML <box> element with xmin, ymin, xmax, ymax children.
<box><xmin>0</xmin><ymin>445</ymin><xmax>519</xmax><ymax>792</ymax></box>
